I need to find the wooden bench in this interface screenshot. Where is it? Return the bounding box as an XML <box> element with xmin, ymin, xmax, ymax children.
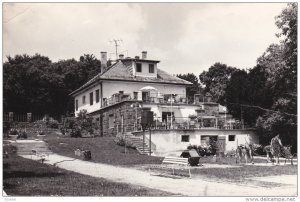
<box><xmin>150</xmin><ymin>156</ymin><xmax>191</xmax><ymax>178</ymax></box>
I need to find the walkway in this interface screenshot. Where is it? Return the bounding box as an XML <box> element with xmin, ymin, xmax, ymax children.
<box><xmin>21</xmin><ymin>154</ymin><xmax>297</xmax><ymax>196</ymax></box>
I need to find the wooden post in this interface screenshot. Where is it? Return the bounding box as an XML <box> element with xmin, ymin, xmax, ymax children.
<box><xmin>143</xmin><ymin>128</ymin><xmax>145</xmax><ymax>153</ymax></box>
<box><xmin>149</xmin><ymin>128</ymin><xmax>151</xmax><ymax>156</ymax></box>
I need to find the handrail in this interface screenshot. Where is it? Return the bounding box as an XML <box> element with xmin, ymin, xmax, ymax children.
<box><xmin>144</xmin><ymin>134</ymin><xmax>156</xmax><ymax>152</ymax></box>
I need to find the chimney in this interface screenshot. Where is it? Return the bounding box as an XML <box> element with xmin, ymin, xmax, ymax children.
<box><xmin>119</xmin><ymin>54</ymin><xmax>124</xmax><ymax>59</ymax></box>
<box><xmin>135</xmin><ymin>56</ymin><xmax>140</xmax><ymax>59</ymax></box>
<box><xmin>142</xmin><ymin>51</ymin><xmax>147</xmax><ymax>59</ymax></box>
<box><xmin>100</xmin><ymin>52</ymin><xmax>107</xmax><ymax>73</ymax></box>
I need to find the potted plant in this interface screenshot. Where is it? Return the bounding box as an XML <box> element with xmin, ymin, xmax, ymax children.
<box><xmin>37</xmin><ymin>130</ymin><xmax>46</xmax><ymax>140</ymax></box>
<box><xmin>9</xmin><ymin>129</ymin><xmax>19</xmax><ymax>141</ymax></box>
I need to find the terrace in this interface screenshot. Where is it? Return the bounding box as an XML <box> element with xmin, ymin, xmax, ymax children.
<box><xmin>102</xmin><ymin>91</ymin><xmax>190</xmax><ymax>108</ymax></box>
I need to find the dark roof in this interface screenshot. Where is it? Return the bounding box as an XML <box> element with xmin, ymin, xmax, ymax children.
<box><xmin>70</xmin><ymin>60</ymin><xmax>192</xmax><ymax>96</ymax></box>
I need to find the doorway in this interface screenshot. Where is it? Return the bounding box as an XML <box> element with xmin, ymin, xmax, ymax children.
<box><xmin>142</xmin><ymin>92</ymin><xmax>149</xmax><ymax>102</ymax></box>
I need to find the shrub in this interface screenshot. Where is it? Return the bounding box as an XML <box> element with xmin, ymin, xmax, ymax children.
<box><xmin>61</xmin><ymin>110</ymin><xmax>99</xmax><ymax>138</ymax></box>
<box><xmin>3</xmin><ymin>122</ymin><xmax>11</xmax><ymax>135</ymax></box>
<box><xmin>9</xmin><ymin>129</ymin><xmax>18</xmax><ymax>136</ymax></box>
<box><xmin>49</xmin><ymin>120</ymin><xmax>59</xmax><ymax>128</ymax></box>
<box><xmin>17</xmin><ymin>130</ymin><xmax>27</xmax><ymax>139</ymax></box>
<box><xmin>252</xmin><ymin>144</ymin><xmax>265</xmax><ymax>156</ymax></box>
<box><xmin>187</xmin><ymin>142</ymin><xmax>217</xmax><ymax>157</ymax></box>
<box><xmin>209</xmin><ymin>139</ymin><xmax>217</xmax><ymax>155</ymax></box>
<box><xmin>187</xmin><ymin>144</ymin><xmax>198</xmax><ymax>150</ymax></box>
<box><xmin>37</xmin><ymin>130</ymin><xmax>45</xmax><ymax>136</ymax></box>
<box><xmin>70</xmin><ymin>128</ymin><xmax>82</xmax><ymax>138</ymax></box>
<box><xmin>114</xmin><ymin>133</ymin><xmax>135</xmax><ymax>149</ymax></box>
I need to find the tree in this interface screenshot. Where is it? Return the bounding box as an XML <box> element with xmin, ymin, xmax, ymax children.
<box><xmin>224</xmin><ymin>69</ymin><xmax>249</xmax><ymax>123</ymax></box>
<box><xmin>3</xmin><ymin>54</ymin><xmax>63</xmax><ymax>115</ymax></box>
<box><xmin>3</xmin><ymin>53</ymin><xmax>102</xmax><ymax>118</ymax></box>
<box><xmin>177</xmin><ymin>73</ymin><xmax>202</xmax><ymax>103</ymax></box>
<box><xmin>275</xmin><ymin>3</ymin><xmax>297</xmax><ymax>90</ymax></box>
<box><xmin>199</xmin><ymin>62</ymin><xmax>237</xmax><ymax>103</ymax></box>
<box><xmin>254</xmin><ymin>3</ymin><xmax>297</xmax><ymax>151</ymax></box>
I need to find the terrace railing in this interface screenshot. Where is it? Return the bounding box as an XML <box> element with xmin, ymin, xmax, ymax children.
<box><xmin>115</xmin><ymin>116</ymin><xmax>243</xmax><ymax>133</ymax></box>
<box><xmin>102</xmin><ymin>92</ymin><xmax>191</xmax><ymax>108</ymax></box>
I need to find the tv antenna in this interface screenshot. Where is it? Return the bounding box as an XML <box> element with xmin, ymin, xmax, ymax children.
<box><xmin>110</xmin><ymin>39</ymin><xmax>122</xmax><ymax>60</ymax></box>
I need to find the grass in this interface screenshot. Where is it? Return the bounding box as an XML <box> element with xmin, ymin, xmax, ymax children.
<box><xmin>191</xmin><ymin>164</ymin><xmax>297</xmax><ymax>180</ymax></box>
<box><xmin>3</xmin><ymin>146</ymin><xmax>172</xmax><ymax>196</ymax></box>
<box><xmin>199</xmin><ymin>155</ymin><xmax>267</xmax><ymax>164</ymax></box>
<box><xmin>44</xmin><ymin>131</ymin><xmax>164</xmax><ymax>166</ymax></box>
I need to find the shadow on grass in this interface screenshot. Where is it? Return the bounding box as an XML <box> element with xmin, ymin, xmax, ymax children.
<box><xmin>4</xmin><ymin>170</ymin><xmax>66</xmax><ymax>179</ymax></box>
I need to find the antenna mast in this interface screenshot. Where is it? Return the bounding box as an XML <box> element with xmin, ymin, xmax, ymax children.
<box><xmin>110</xmin><ymin>39</ymin><xmax>122</xmax><ymax>60</ymax></box>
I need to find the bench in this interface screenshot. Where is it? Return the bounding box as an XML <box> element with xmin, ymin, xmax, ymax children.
<box><xmin>150</xmin><ymin>156</ymin><xmax>191</xmax><ymax>178</ymax></box>
<box><xmin>31</xmin><ymin>150</ymin><xmax>49</xmax><ymax>163</ymax></box>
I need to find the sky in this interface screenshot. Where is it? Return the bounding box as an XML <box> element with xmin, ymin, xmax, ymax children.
<box><xmin>3</xmin><ymin>3</ymin><xmax>287</xmax><ymax>75</ymax></box>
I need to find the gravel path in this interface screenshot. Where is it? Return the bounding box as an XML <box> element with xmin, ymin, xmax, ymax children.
<box><xmin>21</xmin><ymin>154</ymin><xmax>297</xmax><ymax>196</ymax></box>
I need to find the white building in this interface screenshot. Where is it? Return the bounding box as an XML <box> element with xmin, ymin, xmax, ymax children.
<box><xmin>70</xmin><ymin>51</ymin><xmax>258</xmax><ymax>155</ymax></box>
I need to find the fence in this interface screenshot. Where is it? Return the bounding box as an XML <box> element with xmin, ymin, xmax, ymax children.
<box><xmin>3</xmin><ymin>112</ymin><xmax>63</xmax><ymax>123</ymax></box>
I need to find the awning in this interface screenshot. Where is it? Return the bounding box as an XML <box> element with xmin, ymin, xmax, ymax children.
<box><xmin>139</xmin><ymin>86</ymin><xmax>157</xmax><ymax>91</ymax></box>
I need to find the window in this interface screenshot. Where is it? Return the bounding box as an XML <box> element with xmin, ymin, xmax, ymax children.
<box><xmin>82</xmin><ymin>96</ymin><xmax>86</xmax><ymax>104</ymax></box>
<box><xmin>136</xmin><ymin>63</ymin><xmax>142</xmax><ymax>72</ymax></box>
<box><xmin>149</xmin><ymin>64</ymin><xmax>154</xmax><ymax>73</ymax></box>
<box><xmin>133</xmin><ymin>92</ymin><xmax>138</xmax><ymax>100</ymax></box>
<box><xmin>162</xmin><ymin>112</ymin><xmax>174</xmax><ymax>123</ymax></box>
<box><xmin>181</xmin><ymin>135</ymin><xmax>190</xmax><ymax>142</ymax></box>
<box><xmin>201</xmin><ymin>136</ymin><xmax>209</xmax><ymax>145</ymax></box>
<box><xmin>229</xmin><ymin>135</ymin><xmax>235</xmax><ymax>141</ymax></box>
<box><xmin>96</xmin><ymin>89</ymin><xmax>100</xmax><ymax>103</ymax></box>
<box><xmin>75</xmin><ymin>100</ymin><xmax>78</xmax><ymax>111</ymax></box>
<box><xmin>90</xmin><ymin>92</ymin><xmax>93</xmax><ymax>105</ymax></box>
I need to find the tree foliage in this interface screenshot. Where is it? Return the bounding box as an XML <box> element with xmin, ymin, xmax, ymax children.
<box><xmin>177</xmin><ymin>73</ymin><xmax>202</xmax><ymax>103</ymax></box>
<box><xmin>199</xmin><ymin>62</ymin><xmax>237</xmax><ymax>103</ymax></box>
<box><xmin>3</xmin><ymin>54</ymin><xmax>101</xmax><ymax>118</ymax></box>
<box><xmin>221</xmin><ymin>4</ymin><xmax>297</xmax><ymax>151</ymax></box>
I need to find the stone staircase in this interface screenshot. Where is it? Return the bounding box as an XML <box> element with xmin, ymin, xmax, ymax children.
<box><xmin>125</xmin><ymin>133</ymin><xmax>153</xmax><ymax>155</ymax></box>
<box><xmin>10</xmin><ymin>140</ymin><xmax>52</xmax><ymax>155</ymax></box>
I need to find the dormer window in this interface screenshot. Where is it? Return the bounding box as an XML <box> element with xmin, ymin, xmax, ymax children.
<box><xmin>136</xmin><ymin>63</ymin><xmax>142</xmax><ymax>72</ymax></box>
<box><xmin>149</xmin><ymin>64</ymin><xmax>154</xmax><ymax>73</ymax></box>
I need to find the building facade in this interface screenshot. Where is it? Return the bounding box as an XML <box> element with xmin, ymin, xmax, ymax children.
<box><xmin>71</xmin><ymin>51</ymin><xmax>258</xmax><ymax>155</ymax></box>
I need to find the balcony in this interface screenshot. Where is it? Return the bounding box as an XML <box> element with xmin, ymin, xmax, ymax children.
<box><xmin>115</xmin><ymin>116</ymin><xmax>244</xmax><ymax>134</ymax></box>
<box><xmin>102</xmin><ymin>92</ymin><xmax>189</xmax><ymax>108</ymax></box>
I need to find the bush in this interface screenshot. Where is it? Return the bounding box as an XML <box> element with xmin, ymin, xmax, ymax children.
<box><xmin>3</xmin><ymin>122</ymin><xmax>11</xmax><ymax>135</ymax></box>
<box><xmin>17</xmin><ymin>130</ymin><xmax>27</xmax><ymax>139</ymax></box>
<box><xmin>70</xmin><ymin>128</ymin><xmax>82</xmax><ymax>138</ymax></box>
<box><xmin>187</xmin><ymin>142</ymin><xmax>217</xmax><ymax>157</ymax></box>
<box><xmin>252</xmin><ymin>144</ymin><xmax>265</xmax><ymax>156</ymax></box>
<box><xmin>9</xmin><ymin>129</ymin><xmax>19</xmax><ymax>136</ymax></box>
<box><xmin>61</xmin><ymin>110</ymin><xmax>99</xmax><ymax>138</ymax></box>
<box><xmin>49</xmin><ymin>120</ymin><xmax>59</xmax><ymax>129</ymax></box>
<box><xmin>114</xmin><ymin>133</ymin><xmax>135</xmax><ymax>149</ymax></box>
<box><xmin>37</xmin><ymin>130</ymin><xmax>45</xmax><ymax>136</ymax></box>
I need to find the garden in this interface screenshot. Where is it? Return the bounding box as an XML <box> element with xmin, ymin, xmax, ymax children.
<box><xmin>3</xmin><ymin>144</ymin><xmax>170</xmax><ymax>196</ymax></box>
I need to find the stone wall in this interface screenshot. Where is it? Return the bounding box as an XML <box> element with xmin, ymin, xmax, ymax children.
<box><xmin>100</xmin><ymin>101</ymin><xmax>143</xmax><ymax>136</ymax></box>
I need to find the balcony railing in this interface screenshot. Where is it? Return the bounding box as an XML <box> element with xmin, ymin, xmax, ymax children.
<box><xmin>115</xmin><ymin>116</ymin><xmax>244</xmax><ymax>133</ymax></box>
<box><xmin>102</xmin><ymin>92</ymin><xmax>190</xmax><ymax>108</ymax></box>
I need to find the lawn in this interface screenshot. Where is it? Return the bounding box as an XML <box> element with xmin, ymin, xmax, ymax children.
<box><xmin>199</xmin><ymin>155</ymin><xmax>267</xmax><ymax>164</ymax></box>
<box><xmin>190</xmin><ymin>164</ymin><xmax>297</xmax><ymax>184</ymax></box>
<box><xmin>15</xmin><ymin>130</ymin><xmax>297</xmax><ymax>188</ymax></box>
<box><xmin>44</xmin><ymin>131</ymin><xmax>164</xmax><ymax>166</ymax></box>
<box><xmin>3</xmin><ymin>146</ymin><xmax>171</xmax><ymax>196</ymax></box>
